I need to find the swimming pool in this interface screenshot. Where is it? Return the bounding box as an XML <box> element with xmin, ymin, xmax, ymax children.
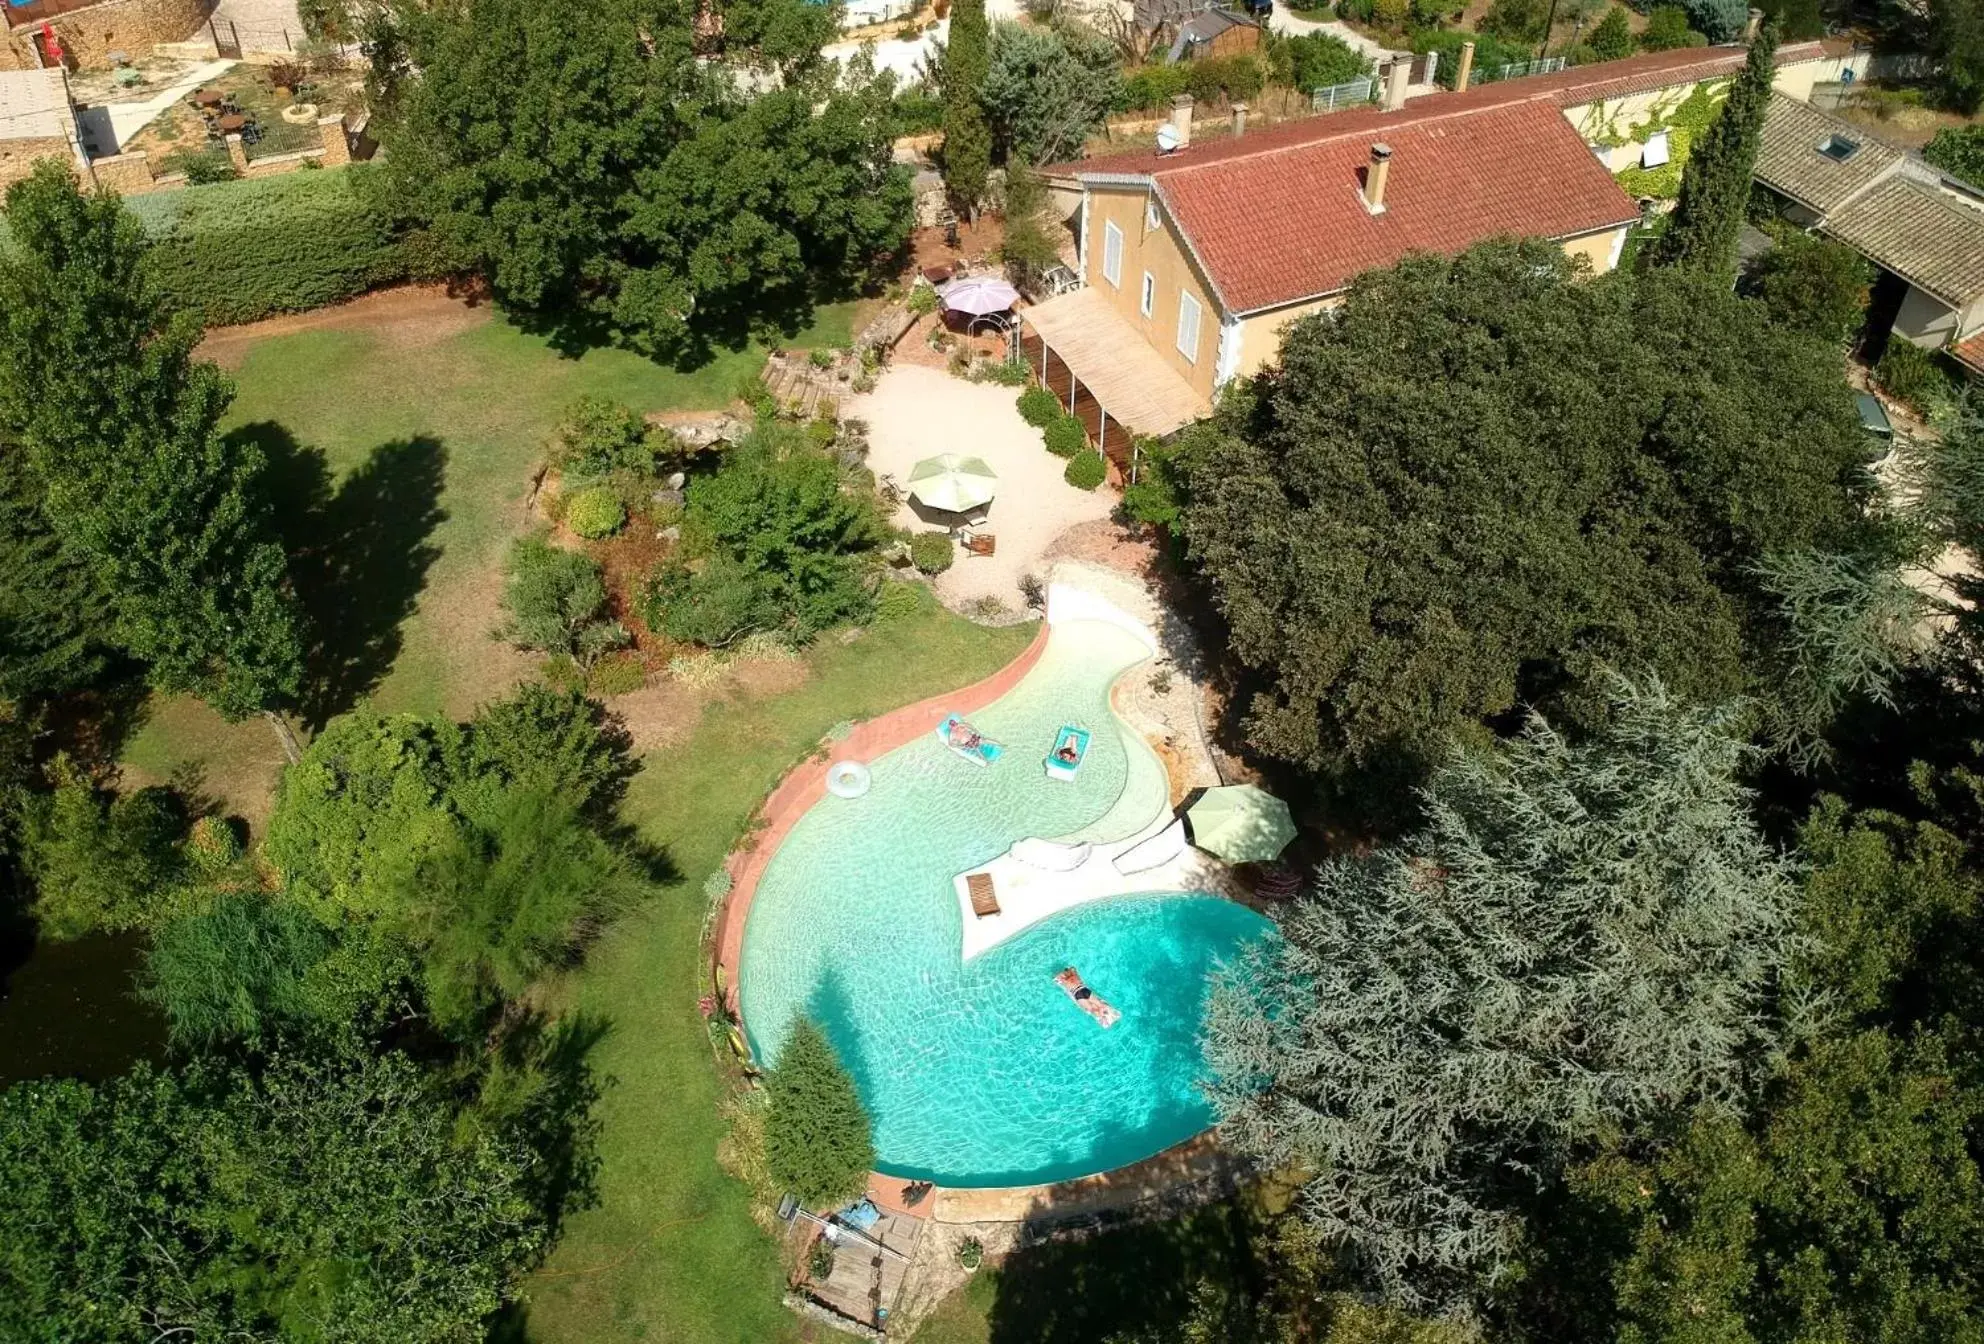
<box><xmin>739</xmin><ymin>616</ymin><xmax>1276</xmax><ymax>1187</ymax></box>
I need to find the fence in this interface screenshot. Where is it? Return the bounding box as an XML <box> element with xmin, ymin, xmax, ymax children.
<box><xmin>1310</xmin><ymin>76</ymin><xmax>1376</xmax><ymax>112</ymax></box>
<box><xmin>1477</xmin><ymin>55</ymin><xmax>1569</xmax><ymax>85</ymax></box>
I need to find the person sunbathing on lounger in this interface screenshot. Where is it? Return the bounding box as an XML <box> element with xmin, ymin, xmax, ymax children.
<box><xmin>1055</xmin><ymin>742</ymin><xmax>1080</xmax><ymax>764</ymax></box>
<box><xmin>949</xmin><ymin>723</ymin><xmax>983</xmax><ymax>751</ymax></box>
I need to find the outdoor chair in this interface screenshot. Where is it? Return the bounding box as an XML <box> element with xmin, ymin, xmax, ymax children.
<box><xmin>1042</xmin><ymin>264</ymin><xmax>1081</xmax><ymax>296</ymax></box>
<box><xmin>962</xmin><ymin>532</ymin><xmax>996</xmax><ymax>558</ymax></box>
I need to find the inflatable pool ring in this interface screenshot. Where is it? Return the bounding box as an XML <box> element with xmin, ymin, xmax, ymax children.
<box><xmin>826</xmin><ymin>760</ymin><xmax>872</xmax><ymax>799</ymax></box>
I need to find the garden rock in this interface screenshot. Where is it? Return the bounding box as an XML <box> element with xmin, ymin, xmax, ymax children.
<box><xmin>656</xmin><ymin>525</ymin><xmax>682</xmax><ymax>543</ymax></box>
<box><xmin>663</xmin><ymin>471</ymin><xmax>686</xmax><ymax>490</ymax></box>
<box><xmin>650</xmin><ymin>487</ymin><xmax>686</xmax><ymax>507</ymax></box>
<box><xmin>658</xmin><ymin>413</ymin><xmax>747</xmax><ymax>452</ymax></box>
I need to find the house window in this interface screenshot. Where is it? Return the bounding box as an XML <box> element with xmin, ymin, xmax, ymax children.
<box><xmin>1140</xmin><ymin>272</ymin><xmax>1155</xmax><ymax>317</ymax></box>
<box><xmin>1145</xmin><ymin>199</ymin><xmax>1159</xmax><ymax>231</ymax></box>
<box><xmin>1177</xmin><ymin>291</ymin><xmax>1202</xmax><ymax>363</ymax></box>
<box><xmin>1102</xmin><ymin>220</ymin><xmax>1124</xmax><ymax>287</ymax></box>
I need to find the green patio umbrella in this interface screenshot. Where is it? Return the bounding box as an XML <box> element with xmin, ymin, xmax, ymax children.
<box><xmin>1185</xmin><ymin>785</ymin><xmax>1296</xmax><ymax>863</ymax></box>
<box><xmin>907</xmin><ymin>453</ymin><xmax>998</xmax><ymax>514</ymax></box>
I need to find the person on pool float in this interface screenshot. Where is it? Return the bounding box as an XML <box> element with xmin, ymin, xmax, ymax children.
<box><xmin>1055</xmin><ymin>741</ymin><xmax>1080</xmax><ymax>764</ymax></box>
<box><xmin>948</xmin><ymin>722</ymin><xmax>982</xmax><ymax>751</ymax></box>
<box><xmin>1074</xmin><ymin>986</ymin><xmax>1094</xmax><ymax>1002</ymax></box>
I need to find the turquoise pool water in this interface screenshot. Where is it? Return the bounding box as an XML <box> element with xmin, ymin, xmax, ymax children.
<box><xmin>739</xmin><ymin>619</ymin><xmax>1276</xmax><ymax>1187</ymax></box>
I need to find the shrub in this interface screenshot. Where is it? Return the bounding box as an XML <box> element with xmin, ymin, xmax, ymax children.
<box><xmin>21</xmin><ymin>760</ymin><xmax>189</xmax><ymax>938</ymax></box>
<box><xmin>1681</xmin><ymin>0</ymin><xmax>1747</xmax><ymax>41</ymax></box>
<box><xmin>1412</xmin><ymin>29</ymin><xmax>1528</xmax><ymax>86</ymax></box>
<box><xmin>1482</xmin><ymin>0</ymin><xmax>1550</xmax><ymax>42</ymax></box>
<box><xmin>565</xmin><ymin>486</ymin><xmax>627</xmax><ymax>539</ymax></box>
<box><xmin>808</xmin><ymin>1239</ymin><xmax>836</xmax><ymax>1280</ymax></box>
<box><xmin>1042</xmin><ymin>414</ymin><xmax>1087</xmax><ymax>457</ymax></box>
<box><xmin>1875</xmin><ymin>340</ymin><xmax>1955</xmax><ymax>413</ymax></box>
<box><xmin>947</xmin><ymin>346</ymin><xmax>976</xmax><ymax>378</ymax></box>
<box><xmin>1924</xmin><ymin>125</ymin><xmax>1984</xmax><ymax>186</ymax></box>
<box><xmin>763</xmin><ymin>1018</ymin><xmax>875</xmax><ymax>1209</ymax></box>
<box><xmin>910</xmin><ymin>531</ymin><xmax>955</xmax><ymax>574</ymax></box>
<box><xmin>1588</xmin><ymin>5</ymin><xmax>1634</xmax><ymax>58</ymax></box>
<box><xmin>118</xmin><ymin>165</ymin><xmax>450</xmax><ymax>326</ymax></box>
<box><xmin>185</xmin><ymin>815</ymin><xmax>244</xmax><ymax>874</ymax></box>
<box><xmin>1064</xmin><ymin>449</ymin><xmax>1106</xmax><ymax>490</ymax></box>
<box><xmin>555</xmin><ymin>397</ymin><xmax>656</xmax><ymax>478</ymax></box>
<box><xmin>157</xmin><ymin>148</ymin><xmax>238</xmax><ymax>185</ymax></box>
<box><xmin>957</xmin><ymin>1237</ymin><xmax>984</xmax><ymax>1270</ymax></box>
<box><xmin>1743</xmin><ymin>230</ymin><xmax>1871</xmax><ymax>345</ymax></box>
<box><xmin>1185</xmin><ymin>54</ymin><xmax>1265</xmax><ymax>105</ymax></box>
<box><xmin>875</xmin><ymin>579</ymin><xmax>928</xmax><ymax>623</ymax></box>
<box><xmin>1281</xmin><ymin>31</ymin><xmax>1371</xmax><ymax>91</ymax></box>
<box><xmin>1118</xmin><ymin>62</ymin><xmax>1191</xmax><ymax>113</ymax></box>
<box><xmin>907</xmin><ymin>285</ymin><xmax>939</xmax><ymax>316</ymax></box>
<box><xmin>499</xmin><ymin>533</ymin><xmax>629</xmax><ymax>667</ymax></box>
<box><xmin>1335</xmin><ymin>0</ymin><xmax>1374</xmax><ymax>19</ymax></box>
<box><xmin>1017</xmin><ymin>385</ymin><xmax>1061</xmax><ymax>426</ymax></box>
<box><xmin>1639</xmin><ymin>6</ymin><xmax>1705</xmax><ymax>49</ymax></box>
<box><xmin>971</xmin><ymin>359</ymin><xmax>1029</xmax><ymax>386</ymax></box>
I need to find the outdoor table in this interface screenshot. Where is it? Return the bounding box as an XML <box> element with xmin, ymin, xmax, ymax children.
<box><xmin>191</xmin><ymin>87</ymin><xmax>226</xmax><ymax>108</ymax></box>
<box><xmin>216</xmin><ymin>113</ymin><xmax>248</xmax><ymax>134</ymax></box>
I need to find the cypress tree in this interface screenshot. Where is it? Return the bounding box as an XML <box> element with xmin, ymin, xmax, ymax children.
<box><xmin>0</xmin><ymin>446</ymin><xmax>112</xmax><ymax>701</ymax></box>
<box><xmin>1648</xmin><ymin>25</ymin><xmax>1778</xmax><ymax>276</ymax></box>
<box><xmin>941</xmin><ymin>0</ymin><xmax>992</xmax><ymax>215</ymax></box>
<box><xmin>763</xmin><ymin>1017</ymin><xmax>874</xmax><ymax>1210</ymax></box>
<box><xmin>1203</xmin><ymin>677</ymin><xmax>1798</xmax><ymax>1310</ymax></box>
<box><xmin>0</xmin><ymin>163</ymin><xmax>305</xmax><ymax>745</ymax></box>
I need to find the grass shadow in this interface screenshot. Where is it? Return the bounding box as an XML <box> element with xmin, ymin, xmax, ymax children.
<box><xmin>238</xmin><ymin>422</ymin><xmax>449</xmax><ymax>728</ymax></box>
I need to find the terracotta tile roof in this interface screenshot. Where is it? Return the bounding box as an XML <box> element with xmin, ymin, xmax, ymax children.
<box><xmin>1111</xmin><ymin>99</ymin><xmax>1638</xmax><ymax>313</ymax></box>
<box><xmin>1821</xmin><ymin>176</ymin><xmax>1984</xmax><ymax>307</ymax></box>
<box><xmin>1953</xmin><ymin>330</ymin><xmax>1984</xmax><ymax>378</ymax></box>
<box><xmin>1754</xmin><ymin>93</ymin><xmax>1905</xmax><ymax>212</ymax></box>
<box><xmin>1038</xmin><ymin>43</ymin><xmax>1842</xmax><ymax>313</ymax></box>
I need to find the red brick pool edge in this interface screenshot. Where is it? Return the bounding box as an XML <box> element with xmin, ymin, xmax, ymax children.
<box><xmin>712</xmin><ymin>621</ymin><xmax>1051</xmax><ymax>1042</ymax></box>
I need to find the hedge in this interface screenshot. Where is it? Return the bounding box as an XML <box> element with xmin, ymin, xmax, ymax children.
<box><xmin>120</xmin><ymin>165</ymin><xmax>454</xmax><ymax>327</ymax></box>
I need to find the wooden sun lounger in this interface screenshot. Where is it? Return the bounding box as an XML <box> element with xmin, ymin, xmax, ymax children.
<box><xmin>967</xmin><ymin>872</ymin><xmax>1000</xmax><ymax>918</ymax></box>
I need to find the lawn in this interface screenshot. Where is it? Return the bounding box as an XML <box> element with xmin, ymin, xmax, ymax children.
<box><xmin>519</xmin><ymin>597</ymin><xmax>1030</xmax><ymax>1343</ymax></box>
<box><xmin>116</xmin><ymin>291</ymin><xmax>1031</xmax><ymax>1343</ymax></box>
<box><xmin>119</xmin><ymin>302</ymin><xmax>777</xmax><ymax>820</ymax></box>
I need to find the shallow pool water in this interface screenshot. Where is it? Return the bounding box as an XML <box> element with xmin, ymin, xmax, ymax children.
<box><xmin>739</xmin><ymin>619</ymin><xmax>1275</xmax><ymax>1187</ymax></box>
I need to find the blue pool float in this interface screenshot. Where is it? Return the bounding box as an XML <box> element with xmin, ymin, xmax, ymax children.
<box><xmin>936</xmin><ymin>713</ymin><xmax>1002</xmax><ymax>766</ymax></box>
<box><xmin>1044</xmin><ymin>724</ymin><xmax>1090</xmax><ymax>780</ymax></box>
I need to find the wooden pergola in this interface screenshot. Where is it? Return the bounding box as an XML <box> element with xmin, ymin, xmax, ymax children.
<box><xmin>1018</xmin><ymin>289</ymin><xmax>1212</xmax><ymax>478</ymax></box>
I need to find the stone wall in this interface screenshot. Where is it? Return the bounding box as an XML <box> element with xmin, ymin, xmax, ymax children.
<box><xmin>0</xmin><ymin>134</ymin><xmax>77</xmax><ymax>187</ymax></box>
<box><xmin>87</xmin><ymin>114</ymin><xmax>349</xmax><ymax>194</ymax></box>
<box><xmin>4</xmin><ymin>0</ymin><xmax>211</xmax><ymax>72</ymax></box>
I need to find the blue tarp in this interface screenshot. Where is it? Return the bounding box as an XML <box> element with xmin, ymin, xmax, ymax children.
<box><xmin>835</xmin><ymin>1198</ymin><xmax>882</xmax><ymax>1232</ymax></box>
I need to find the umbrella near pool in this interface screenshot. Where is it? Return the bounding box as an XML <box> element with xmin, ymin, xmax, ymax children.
<box><xmin>907</xmin><ymin>453</ymin><xmax>998</xmax><ymax>513</ymax></box>
<box><xmin>1185</xmin><ymin>785</ymin><xmax>1296</xmax><ymax>863</ymax></box>
<box><xmin>938</xmin><ymin>276</ymin><xmax>1021</xmax><ymax>317</ymax></box>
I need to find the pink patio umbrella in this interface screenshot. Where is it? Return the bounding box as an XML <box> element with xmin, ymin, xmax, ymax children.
<box><xmin>937</xmin><ymin>275</ymin><xmax>1021</xmax><ymax>317</ymax></box>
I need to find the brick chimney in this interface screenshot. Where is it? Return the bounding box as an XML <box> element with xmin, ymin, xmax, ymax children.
<box><xmin>1455</xmin><ymin>40</ymin><xmax>1476</xmax><ymax>93</ymax></box>
<box><xmin>1170</xmin><ymin>94</ymin><xmax>1194</xmax><ymax>150</ymax></box>
<box><xmin>1362</xmin><ymin>143</ymin><xmax>1392</xmax><ymax>214</ymax></box>
<box><xmin>1383</xmin><ymin>58</ymin><xmax>1411</xmax><ymax>111</ymax></box>
<box><xmin>1231</xmin><ymin>101</ymin><xmax>1248</xmax><ymax>138</ymax></box>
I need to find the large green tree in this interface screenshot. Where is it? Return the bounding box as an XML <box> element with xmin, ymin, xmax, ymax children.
<box><xmin>375</xmin><ymin>0</ymin><xmax>911</xmax><ymax>361</ymax></box>
<box><xmin>1203</xmin><ymin>679</ymin><xmax>1798</xmax><ymax>1309</ymax></box>
<box><xmin>764</xmin><ymin>1016</ymin><xmax>874</xmax><ymax>1209</ymax></box>
<box><xmin>1173</xmin><ymin>240</ymin><xmax>1869</xmax><ymax>784</ymax></box>
<box><xmin>0</xmin><ymin>1050</ymin><xmax>550</xmax><ymax>1342</ymax></box>
<box><xmin>0</xmin><ymin>164</ymin><xmax>305</xmax><ymax>740</ymax></box>
<box><xmin>1648</xmin><ymin>27</ymin><xmax>1777</xmax><ymax>275</ymax></box>
<box><xmin>0</xmin><ymin>448</ymin><xmax>112</xmax><ymax>702</ymax></box>
<box><xmin>980</xmin><ymin>21</ymin><xmax>1122</xmax><ymax>168</ymax></box>
<box><xmin>942</xmin><ymin>0</ymin><xmax>993</xmax><ymax>211</ymax></box>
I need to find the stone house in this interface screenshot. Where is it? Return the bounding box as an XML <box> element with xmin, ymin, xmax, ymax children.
<box><xmin>0</xmin><ymin>66</ymin><xmax>87</xmax><ymax>189</ymax></box>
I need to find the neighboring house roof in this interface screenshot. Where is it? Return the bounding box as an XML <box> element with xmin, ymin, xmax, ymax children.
<box><xmin>1168</xmin><ymin>8</ymin><xmax>1257</xmax><ymax>61</ymax></box>
<box><xmin>1754</xmin><ymin>93</ymin><xmax>1905</xmax><ymax>212</ymax></box>
<box><xmin>1821</xmin><ymin>176</ymin><xmax>1984</xmax><ymax>308</ymax></box>
<box><xmin>1952</xmin><ymin>329</ymin><xmax>1984</xmax><ymax>379</ymax></box>
<box><xmin>1751</xmin><ymin>92</ymin><xmax>1984</xmax><ymax>309</ymax></box>
<box><xmin>0</xmin><ymin>69</ymin><xmax>72</xmax><ymax>143</ymax></box>
<box><xmin>1052</xmin><ymin>97</ymin><xmax>1637</xmax><ymax>314</ymax></box>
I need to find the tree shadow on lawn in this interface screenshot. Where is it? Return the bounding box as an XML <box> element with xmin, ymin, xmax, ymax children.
<box><xmin>237</xmin><ymin>423</ymin><xmax>449</xmax><ymax>730</ymax></box>
<box><xmin>984</xmin><ymin>1197</ymin><xmax>1265</xmax><ymax>1344</ymax></box>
